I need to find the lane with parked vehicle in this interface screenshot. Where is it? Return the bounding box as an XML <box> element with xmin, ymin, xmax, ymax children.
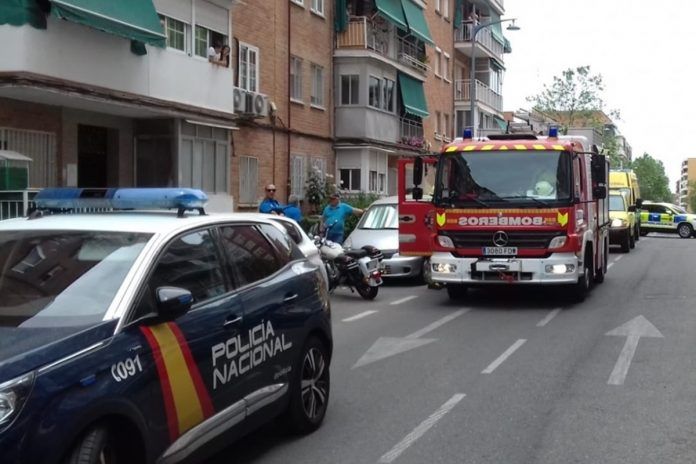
<box><xmin>209</xmin><ymin>234</ymin><xmax>696</xmax><ymax>464</ymax></box>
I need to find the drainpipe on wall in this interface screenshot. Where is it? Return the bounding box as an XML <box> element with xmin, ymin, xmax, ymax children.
<box><xmin>286</xmin><ymin>0</ymin><xmax>292</xmax><ymax>203</ymax></box>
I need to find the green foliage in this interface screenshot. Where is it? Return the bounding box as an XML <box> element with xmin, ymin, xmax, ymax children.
<box><xmin>305</xmin><ymin>169</ymin><xmax>337</xmax><ymax>214</ymax></box>
<box><xmin>688</xmin><ymin>181</ymin><xmax>696</xmax><ymax>213</ymax></box>
<box><xmin>631</xmin><ymin>153</ymin><xmax>673</xmax><ymax>202</ymax></box>
<box><xmin>527</xmin><ymin>65</ymin><xmax>607</xmax><ymax>133</ymax></box>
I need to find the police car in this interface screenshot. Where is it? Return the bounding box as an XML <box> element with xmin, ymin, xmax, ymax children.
<box><xmin>639</xmin><ymin>201</ymin><xmax>696</xmax><ymax>238</ymax></box>
<box><xmin>0</xmin><ymin>188</ymin><xmax>332</xmax><ymax>464</ymax></box>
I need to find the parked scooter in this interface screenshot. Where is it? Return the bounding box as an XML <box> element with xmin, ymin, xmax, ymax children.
<box><xmin>314</xmin><ymin>224</ymin><xmax>383</xmax><ymax>300</ymax></box>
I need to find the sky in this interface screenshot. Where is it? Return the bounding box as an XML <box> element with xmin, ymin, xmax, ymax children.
<box><xmin>502</xmin><ymin>0</ymin><xmax>695</xmax><ymax>189</ymax></box>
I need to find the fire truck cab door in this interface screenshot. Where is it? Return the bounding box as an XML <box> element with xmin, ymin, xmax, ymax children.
<box><xmin>397</xmin><ymin>157</ymin><xmax>436</xmax><ymax>257</ymax></box>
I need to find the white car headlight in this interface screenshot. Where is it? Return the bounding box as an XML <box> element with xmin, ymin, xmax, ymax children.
<box><xmin>0</xmin><ymin>372</ymin><xmax>34</xmax><ymax>428</ymax></box>
<box><xmin>611</xmin><ymin>218</ymin><xmax>626</xmax><ymax>228</ymax></box>
<box><xmin>343</xmin><ymin>237</ymin><xmax>353</xmax><ymax>249</ymax></box>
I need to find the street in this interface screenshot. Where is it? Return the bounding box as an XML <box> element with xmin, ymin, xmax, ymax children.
<box><xmin>209</xmin><ymin>234</ymin><xmax>696</xmax><ymax>464</ymax></box>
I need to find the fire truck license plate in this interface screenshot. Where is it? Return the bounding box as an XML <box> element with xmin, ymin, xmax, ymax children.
<box><xmin>482</xmin><ymin>247</ymin><xmax>517</xmax><ymax>256</ymax></box>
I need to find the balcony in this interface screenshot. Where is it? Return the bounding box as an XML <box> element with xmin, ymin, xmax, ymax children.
<box><xmin>336</xmin><ymin>17</ymin><xmax>428</xmax><ymax>75</ymax></box>
<box><xmin>454</xmin><ymin>21</ymin><xmax>505</xmax><ymax>62</ymax></box>
<box><xmin>454</xmin><ymin>79</ymin><xmax>503</xmax><ymax>113</ymax></box>
<box><xmin>0</xmin><ymin>189</ymin><xmax>38</xmax><ymax>221</ymax></box>
<box><xmin>0</xmin><ymin>16</ymin><xmax>235</xmax><ymax>116</ymax></box>
<box><xmin>399</xmin><ymin>118</ymin><xmax>424</xmax><ymax>148</ymax></box>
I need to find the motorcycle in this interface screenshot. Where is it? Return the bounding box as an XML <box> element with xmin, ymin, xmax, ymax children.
<box><xmin>314</xmin><ymin>225</ymin><xmax>384</xmax><ymax>300</ymax></box>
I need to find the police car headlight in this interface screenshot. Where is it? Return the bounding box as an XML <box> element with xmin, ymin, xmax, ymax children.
<box><xmin>0</xmin><ymin>372</ymin><xmax>34</xmax><ymax>427</ymax></box>
<box><xmin>611</xmin><ymin>218</ymin><xmax>626</xmax><ymax>228</ymax></box>
<box><xmin>548</xmin><ymin>236</ymin><xmax>567</xmax><ymax>249</ymax></box>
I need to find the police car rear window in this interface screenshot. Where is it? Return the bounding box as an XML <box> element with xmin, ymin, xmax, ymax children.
<box><xmin>0</xmin><ymin>230</ymin><xmax>151</xmax><ymax>328</ymax></box>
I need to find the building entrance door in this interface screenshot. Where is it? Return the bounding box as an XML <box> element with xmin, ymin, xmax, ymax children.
<box><xmin>78</xmin><ymin>125</ymin><xmax>108</xmax><ymax>188</ymax></box>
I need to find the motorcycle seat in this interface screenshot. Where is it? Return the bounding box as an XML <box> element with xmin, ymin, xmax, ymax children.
<box><xmin>344</xmin><ymin>249</ymin><xmax>369</xmax><ymax>259</ymax></box>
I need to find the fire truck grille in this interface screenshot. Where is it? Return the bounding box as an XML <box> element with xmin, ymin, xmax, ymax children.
<box><xmin>443</xmin><ymin>231</ymin><xmax>565</xmax><ymax>249</ymax></box>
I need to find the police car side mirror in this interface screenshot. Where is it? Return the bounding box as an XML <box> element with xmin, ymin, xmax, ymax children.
<box><xmin>156</xmin><ymin>287</ymin><xmax>193</xmax><ymax>319</ymax></box>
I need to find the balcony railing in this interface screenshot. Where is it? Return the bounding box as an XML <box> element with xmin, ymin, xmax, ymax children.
<box><xmin>0</xmin><ymin>189</ymin><xmax>39</xmax><ymax>220</ymax></box>
<box><xmin>454</xmin><ymin>21</ymin><xmax>505</xmax><ymax>60</ymax></box>
<box><xmin>336</xmin><ymin>17</ymin><xmax>428</xmax><ymax>73</ymax></box>
<box><xmin>399</xmin><ymin>118</ymin><xmax>424</xmax><ymax>147</ymax></box>
<box><xmin>454</xmin><ymin>79</ymin><xmax>503</xmax><ymax>112</ymax></box>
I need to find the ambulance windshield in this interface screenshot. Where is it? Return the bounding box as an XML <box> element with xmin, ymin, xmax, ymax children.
<box><xmin>434</xmin><ymin>150</ymin><xmax>572</xmax><ymax>207</ymax></box>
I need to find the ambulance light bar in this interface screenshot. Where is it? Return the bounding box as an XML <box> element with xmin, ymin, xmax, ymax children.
<box><xmin>32</xmin><ymin>188</ymin><xmax>208</xmax><ymax>217</ymax></box>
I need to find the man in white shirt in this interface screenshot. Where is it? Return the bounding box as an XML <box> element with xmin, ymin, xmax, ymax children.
<box><xmin>208</xmin><ymin>43</ymin><xmax>221</xmax><ymax>63</ymax></box>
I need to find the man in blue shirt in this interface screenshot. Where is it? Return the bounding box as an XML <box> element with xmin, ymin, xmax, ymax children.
<box><xmin>259</xmin><ymin>183</ymin><xmax>282</xmax><ymax>214</ymax></box>
<box><xmin>282</xmin><ymin>194</ymin><xmax>303</xmax><ymax>222</ymax></box>
<box><xmin>321</xmin><ymin>192</ymin><xmax>363</xmax><ymax>244</ymax></box>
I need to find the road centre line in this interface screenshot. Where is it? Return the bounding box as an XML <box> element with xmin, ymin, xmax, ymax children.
<box><xmin>390</xmin><ymin>295</ymin><xmax>418</xmax><ymax>306</ymax></box>
<box><xmin>378</xmin><ymin>393</ymin><xmax>466</xmax><ymax>463</ymax></box>
<box><xmin>482</xmin><ymin>339</ymin><xmax>527</xmax><ymax>374</ymax></box>
<box><xmin>406</xmin><ymin>309</ymin><xmax>469</xmax><ymax>339</ymax></box>
<box><xmin>536</xmin><ymin>308</ymin><xmax>562</xmax><ymax>327</ymax></box>
<box><xmin>342</xmin><ymin>310</ymin><xmax>378</xmax><ymax>322</ymax></box>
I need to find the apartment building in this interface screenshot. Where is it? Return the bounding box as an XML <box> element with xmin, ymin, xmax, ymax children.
<box><xmin>230</xmin><ymin>0</ymin><xmax>334</xmax><ymax>209</ymax></box>
<box><xmin>678</xmin><ymin>158</ymin><xmax>696</xmax><ymax>211</ymax></box>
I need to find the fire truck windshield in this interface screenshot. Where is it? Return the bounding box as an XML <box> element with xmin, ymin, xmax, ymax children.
<box><xmin>434</xmin><ymin>150</ymin><xmax>572</xmax><ymax>208</ymax></box>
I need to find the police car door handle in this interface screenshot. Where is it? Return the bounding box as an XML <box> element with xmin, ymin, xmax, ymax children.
<box><xmin>129</xmin><ymin>344</ymin><xmax>142</xmax><ymax>353</ymax></box>
<box><xmin>223</xmin><ymin>315</ymin><xmax>243</xmax><ymax>328</ymax></box>
<box><xmin>283</xmin><ymin>293</ymin><xmax>298</xmax><ymax>303</ymax></box>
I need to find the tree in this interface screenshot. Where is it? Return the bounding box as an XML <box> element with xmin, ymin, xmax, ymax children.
<box><xmin>527</xmin><ymin>66</ymin><xmax>608</xmax><ymax>133</ymax></box>
<box><xmin>631</xmin><ymin>153</ymin><xmax>672</xmax><ymax>202</ymax></box>
<box><xmin>688</xmin><ymin>181</ymin><xmax>696</xmax><ymax>213</ymax></box>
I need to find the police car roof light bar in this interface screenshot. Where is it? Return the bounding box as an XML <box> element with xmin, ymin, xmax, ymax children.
<box><xmin>31</xmin><ymin>188</ymin><xmax>209</xmax><ymax>217</ymax></box>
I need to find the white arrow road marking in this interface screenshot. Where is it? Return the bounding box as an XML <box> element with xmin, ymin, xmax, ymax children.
<box><xmin>390</xmin><ymin>295</ymin><xmax>418</xmax><ymax>305</ymax></box>
<box><xmin>482</xmin><ymin>339</ymin><xmax>526</xmax><ymax>374</ymax></box>
<box><xmin>353</xmin><ymin>309</ymin><xmax>468</xmax><ymax>368</ymax></box>
<box><xmin>378</xmin><ymin>393</ymin><xmax>466</xmax><ymax>463</ymax></box>
<box><xmin>537</xmin><ymin>308</ymin><xmax>562</xmax><ymax>327</ymax></box>
<box><xmin>342</xmin><ymin>310</ymin><xmax>378</xmax><ymax>322</ymax></box>
<box><xmin>606</xmin><ymin>315</ymin><xmax>663</xmax><ymax>385</ymax></box>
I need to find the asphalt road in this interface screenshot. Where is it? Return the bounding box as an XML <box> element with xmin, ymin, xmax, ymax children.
<box><xmin>208</xmin><ymin>233</ymin><xmax>696</xmax><ymax>464</ymax></box>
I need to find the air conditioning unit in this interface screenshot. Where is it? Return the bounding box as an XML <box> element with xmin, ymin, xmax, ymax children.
<box><xmin>252</xmin><ymin>93</ymin><xmax>268</xmax><ymax>117</ymax></box>
<box><xmin>233</xmin><ymin>88</ymin><xmax>246</xmax><ymax>113</ymax></box>
<box><xmin>244</xmin><ymin>91</ymin><xmax>254</xmax><ymax>115</ymax></box>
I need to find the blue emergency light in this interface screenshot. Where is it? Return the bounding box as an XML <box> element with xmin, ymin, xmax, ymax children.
<box><xmin>32</xmin><ymin>188</ymin><xmax>208</xmax><ymax>217</ymax></box>
<box><xmin>462</xmin><ymin>127</ymin><xmax>473</xmax><ymax>139</ymax></box>
<box><xmin>548</xmin><ymin>126</ymin><xmax>559</xmax><ymax>138</ymax></box>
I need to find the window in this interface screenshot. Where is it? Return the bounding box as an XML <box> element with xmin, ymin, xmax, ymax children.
<box><xmin>195</xmin><ymin>26</ymin><xmax>228</xmax><ymax>59</ymax></box>
<box><xmin>443</xmin><ymin>0</ymin><xmax>449</xmax><ymax>19</ymax></box>
<box><xmin>340</xmin><ymin>168</ymin><xmax>361</xmax><ymax>191</ymax></box>
<box><xmin>290</xmin><ymin>56</ymin><xmax>303</xmax><ymax>101</ymax></box>
<box><xmin>368</xmin><ymin>171</ymin><xmax>386</xmax><ymax>193</ymax></box>
<box><xmin>311</xmin><ymin>64</ymin><xmax>324</xmax><ymax>107</ymax></box>
<box><xmin>435</xmin><ymin>48</ymin><xmax>442</xmax><ymax>77</ymax></box>
<box><xmin>239</xmin><ymin>43</ymin><xmax>259</xmax><ymax>92</ymax></box>
<box><xmin>369</xmin><ymin>76</ymin><xmax>381</xmax><ymax>109</ymax></box>
<box><xmin>220</xmin><ymin>226</ymin><xmax>282</xmax><ymax>286</ymax></box>
<box><xmin>311</xmin><ymin>157</ymin><xmax>327</xmax><ymax>182</ymax></box>
<box><xmin>369</xmin><ymin>171</ymin><xmax>378</xmax><ymax>192</ymax></box>
<box><xmin>178</xmin><ymin>122</ymin><xmax>229</xmax><ymax>194</ymax></box>
<box><xmin>436</xmin><ymin>111</ymin><xmax>442</xmax><ymax>138</ymax></box>
<box><xmin>239</xmin><ymin>156</ymin><xmax>259</xmax><ymax>204</ymax></box>
<box><xmin>258</xmin><ymin>224</ymin><xmax>304</xmax><ymax>263</ymax></box>
<box><xmin>443</xmin><ymin>53</ymin><xmax>450</xmax><ymax>81</ymax></box>
<box><xmin>444</xmin><ymin>114</ymin><xmax>450</xmax><ymax>140</ymax></box>
<box><xmin>383</xmin><ymin>78</ymin><xmax>395</xmax><ymax>112</ymax></box>
<box><xmin>146</xmin><ymin>230</ymin><xmax>225</xmax><ymax>304</ymax></box>
<box><xmin>160</xmin><ymin>16</ymin><xmax>187</xmax><ymax>52</ymax></box>
<box><xmin>341</xmin><ymin>75</ymin><xmax>359</xmax><ymax>105</ymax></box>
<box><xmin>435</xmin><ymin>0</ymin><xmax>441</xmax><ymax>13</ymax></box>
<box><xmin>291</xmin><ymin>155</ymin><xmax>306</xmax><ymax>199</ymax></box>
<box><xmin>311</xmin><ymin>0</ymin><xmax>324</xmax><ymax>15</ymax></box>
<box><xmin>291</xmin><ymin>0</ymin><xmax>304</xmax><ymax>5</ymax></box>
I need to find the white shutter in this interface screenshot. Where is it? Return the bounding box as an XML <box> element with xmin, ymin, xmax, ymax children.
<box><xmin>239</xmin><ymin>156</ymin><xmax>258</xmax><ymax>204</ymax></box>
<box><xmin>153</xmin><ymin>0</ymin><xmax>192</xmax><ymax>23</ymax></box>
<box><xmin>195</xmin><ymin>0</ymin><xmax>228</xmax><ymax>34</ymax></box>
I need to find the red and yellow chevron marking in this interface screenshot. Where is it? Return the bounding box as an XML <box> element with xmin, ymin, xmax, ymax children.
<box><xmin>443</xmin><ymin>142</ymin><xmax>569</xmax><ymax>152</ymax></box>
<box><xmin>141</xmin><ymin>322</ymin><xmax>214</xmax><ymax>442</ymax></box>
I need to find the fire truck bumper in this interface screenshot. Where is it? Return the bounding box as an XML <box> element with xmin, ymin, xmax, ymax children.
<box><xmin>429</xmin><ymin>252</ymin><xmax>581</xmax><ymax>285</ymax></box>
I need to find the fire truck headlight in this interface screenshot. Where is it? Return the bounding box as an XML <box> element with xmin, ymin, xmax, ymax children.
<box><xmin>548</xmin><ymin>236</ymin><xmax>567</xmax><ymax>249</ymax></box>
<box><xmin>433</xmin><ymin>262</ymin><xmax>457</xmax><ymax>273</ymax></box>
<box><xmin>437</xmin><ymin>235</ymin><xmax>455</xmax><ymax>249</ymax></box>
<box><xmin>545</xmin><ymin>264</ymin><xmax>576</xmax><ymax>274</ymax></box>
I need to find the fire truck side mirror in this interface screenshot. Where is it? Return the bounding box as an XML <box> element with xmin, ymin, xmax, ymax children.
<box><xmin>590</xmin><ymin>154</ymin><xmax>607</xmax><ymax>185</ymax></box>
<box><xmin>593</xmin><ymin>185</ymin><xmax>607</xmax><ymax>199</ymax></box>
<box><xmin>412</xmin><ymin>187</ymin><xmax>423</xmax><ymax>200</ymax></box>
<box><xmin>413</xmin><ymin>157</ymin><xmax>423</xmax><ymax>186</ymax></box>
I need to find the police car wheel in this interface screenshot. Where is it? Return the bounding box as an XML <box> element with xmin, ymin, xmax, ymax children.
<box><xmin>65</xmin><ymin>425</ymin><xmax>119</xmax><ymax>464</ymax></box>
<box><xmin>284</xmin><ymin>336</ymin><xmax>330</xmax><ymax>434</ymax></box>
<box><xmin>678</xmin><ymin>223</ymin><xmax>693</xmax><ymax>239</ymax></box>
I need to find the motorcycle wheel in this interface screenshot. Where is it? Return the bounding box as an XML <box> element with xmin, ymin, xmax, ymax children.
<box><xmin>356</xmin><ymin>283</ymin><xmax>378</xmax><ymax>300</ymax></box>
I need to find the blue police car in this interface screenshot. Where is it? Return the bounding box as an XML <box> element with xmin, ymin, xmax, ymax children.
<box><xmin>0</xmin><ymin>188</ymin><xmax>332</xmax><ymax>464</ymax></box>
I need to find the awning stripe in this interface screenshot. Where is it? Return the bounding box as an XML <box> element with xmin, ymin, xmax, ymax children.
<box><xmin>398</xmin><ymin>72</ymin><xmax>429</xmax><ymax>118</ymax></box>
<box><xmin>401</xmin><ymin>0</ymin><xmax>434</xmax><ymax>45</ymax></box>
<box><xmin>375</xmin><ymin>0</ymin><xmax>408</xmax><ymax>30</ymax></box>
<box><xmin>52</xmin><ymin>0</ymin><xmax>166</xmax><ymax>38</ymax></box>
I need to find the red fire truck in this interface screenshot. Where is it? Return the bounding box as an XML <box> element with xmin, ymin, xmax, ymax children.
<box><xmin>398</xmin><ymin>128</ymin><xmax>610</xmax><ymax>302</ymax></box>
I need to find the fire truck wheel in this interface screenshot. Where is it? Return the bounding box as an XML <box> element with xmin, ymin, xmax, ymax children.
<box><xmin>447</xmin><ymin>284</ymin><xmax>468</xmax><ymax>300</ymax></box>
<box><xmin>570</xmin><ymin>253</ymin><xmax>592</xmax><ymax>302</ymax></box>
<box><xmin>594</xmin><ymin>241</ymin><xmax>607</xmax><ymax>284</ymax></box>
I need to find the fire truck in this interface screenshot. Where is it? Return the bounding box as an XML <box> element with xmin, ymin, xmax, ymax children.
<box><xmin>398</xmin><ymin>127</ymin><xmax>610</xmax><ymax>302</ymax></box>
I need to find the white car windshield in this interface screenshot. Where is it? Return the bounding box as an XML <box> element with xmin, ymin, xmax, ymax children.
<box><xmin>359</xmin><ymin>204</ymin><xmax>398</xmax><ymax>230</ymax></box>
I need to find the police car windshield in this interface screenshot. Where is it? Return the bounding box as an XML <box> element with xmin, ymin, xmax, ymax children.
<box><xmin>434</xmin><ymin>150</ymin><xmax>572</xmax><ymax>207</ymax></box>
<box><xmin>0</xmin><ymin>231</ymin><xmax>151</xmax><ymax>328</ymax></box>
<box><xmin>609</xmin><ymin>195</ymin><xmax>626</xmax><ymax>211</ymax></box>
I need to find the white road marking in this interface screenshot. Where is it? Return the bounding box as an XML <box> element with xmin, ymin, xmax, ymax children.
<box><xmin>342</xmin><ymin>310</ymin><xmax>378</xmax><ymax>322</ymax></box>
<box><xmin>536</xmin><ymin>308</ymin><xmax>561</xmax><ymax>327</ymax></box>
<box><xmin>607</xmin><ymin>262</ymin><xmax>615</xmax><ymax>269</ymax></box>
<box><xmin>378</xmin><ymin>394</ymin><xmax>466</xmax><ymax>463</ymax></box>
<box><xmin>482</xmin><ymin>339</ymin><xmax>527</xmax><ymax>374</ymax></box>
<box><xmin>606</xmin><ymin>315</ymin><xmax>664</xmax><ymax>386</ymax></box>
<box><xmin>406</xmin><ymin>309</ymin><xmax>469</xmax><ymax>339</ymax></box>
<box><xmin>615</xmin><ymin>255</ymin><xmax>624</xmax><ymax>262</ymax></box>
<box><xmin>390</xmin><ymin>295</ymin><xmax>418</xmax><ymax>305</ymax></box>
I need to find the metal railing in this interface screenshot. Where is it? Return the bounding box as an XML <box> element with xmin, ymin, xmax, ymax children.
<box><xmin>0</xmin><ymin>189</ymin><xmax>39</xmax><ymax>220</ymax></box>
<box><xmin>336</xmin><ymin>17</ymin><xmax>428</xmax><ymax>73</ymax></box>
<box><xmin>399</xmin><ymin>118</ymin><xmax>424</xmax><ymax>145</ymax></box>
<box><xmin>454</xmin><ymin>79</ymin><xmax>503</xmax><ymax>112</ymax></box>
<box><xmin>454</xmin><ymin>21</ymin><xmax>505</xmax><ymax>59</ymax></box>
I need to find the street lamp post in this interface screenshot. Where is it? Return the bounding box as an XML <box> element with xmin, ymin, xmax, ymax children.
<box><xmin>469</xmin><ymin>18</ymin><xmax>519</xmax><ymax>138</ymax></box>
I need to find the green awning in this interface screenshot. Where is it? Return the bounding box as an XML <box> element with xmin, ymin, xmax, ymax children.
<box><xmin>375</xmin><ymin>0</ymin><xmax>407</xmax><ymax>31</ymax></box>
<box><xmin>0</xmin><ymin>0</ymin><xmax>46</xmax><ymax>29</ymax></box>
<box><xmin>50</xmin><ymin>0</ymin><xmax>166</xmax><ymax>47</ymax></box>
<box><xmin>489</xmin><ymin>12</ymin><xmax>505</xmax><ymax>45</ymax></box>
<box><xmin>398</xmin><ymin>73</ymin><xmax>429</xmax><ymax>118</ymax></box>
<box><xmin>334</xmin><ymin>0</ymin><xmax>348</xmax><ymax>32</ymax></box>
<box><xmin>504</xmin><ymin>37</ymin><xmax>512</xmax><ymax>53</ymax></box>
<box><xmin>453</xmin><ymin>0</ymin><xmax>464</xmax><ymax>28</ymax></box>
<box><xmin>401</xmin><ymin>0</ymin><xmax>434</xmax><ymax>45</ymax></box>
<box><xmin>495</xmin><ymin>117</ymin><xmax>508</xmax><ymax>131</ymax></box>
